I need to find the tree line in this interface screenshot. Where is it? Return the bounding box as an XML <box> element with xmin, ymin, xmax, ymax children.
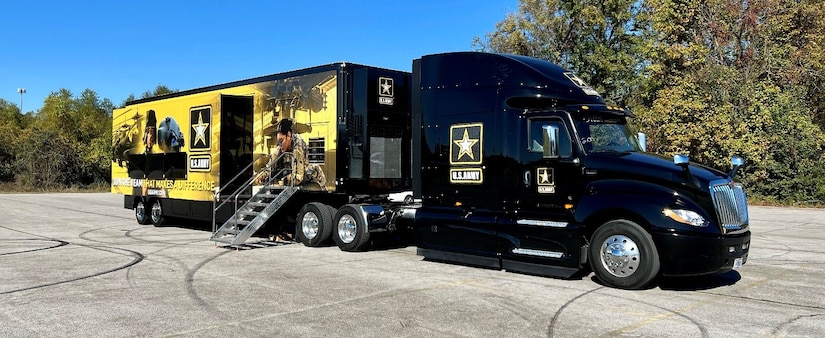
<box><xmin>474</xmin><ymin>0</ymin><xmax>825</xmax><ymax>205</ymax></box>
<box><xmin>1</xmin><ymin>0</ymin><xmax>823</xmax><ymax>204</ymax></box>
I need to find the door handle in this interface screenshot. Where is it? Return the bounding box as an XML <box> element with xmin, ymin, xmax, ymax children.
<box><xmin>523</xmin><ymin>170</ymin><xmax>531</xmax><ymax>187</ymax></box>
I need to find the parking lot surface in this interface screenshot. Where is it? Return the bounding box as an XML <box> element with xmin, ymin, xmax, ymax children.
<box><xmin>1</xmin><ymin>193</ymin><xmax>823</xmax><ymax>337</ymax></box>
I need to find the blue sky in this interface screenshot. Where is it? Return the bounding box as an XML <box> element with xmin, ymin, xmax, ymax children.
<box><xmin>1</xmin><ymin>0</ymin><xmax>518</xmax><ymax>113</ymax></box>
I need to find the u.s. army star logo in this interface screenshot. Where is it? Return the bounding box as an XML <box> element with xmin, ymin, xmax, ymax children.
<box><xmin>537</xmin><ymin>168</ymin><xmax>554</xmax><ymax>185</ymax></box>
<box><xmin>378</xmin><ymin>77</ymin><xmax>395</xmax><ymax>106</ymax></box>
<box><xmin>379</xmin><ymin>77</ymin><xmax>394</xmax><ymax>97</ymax></box>
<box><xmin>190</xmin><ymin>106</ymin><xmax>211</xmax><ymax>151</ymax></box>
<box><xmin>450</xmin><ymin>123</ymin><xmax>483</xmax><ymax>165</ymax></box>
<box><xmin>537</xmin><ymin>167</ymin><xmax>555</xmax><ymax>194</ymax></box>
<box><xmin>454</xmin><ymin>129</ymin><xmax>478</xmax><ymax>160</ymax></box>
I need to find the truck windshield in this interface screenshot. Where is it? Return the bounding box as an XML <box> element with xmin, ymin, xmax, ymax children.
<box><xmin>576</xmin><ymin>115</ymin><xmax>642</xmax><ymax>153</ymax></box>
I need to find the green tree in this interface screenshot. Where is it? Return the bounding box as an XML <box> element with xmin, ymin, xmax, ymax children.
<box><xmin>18</xmin><ymin>88</ymin><xmax>114</xmax><ymax>187</ymax></box>
<box><xmin>35</xmin><ymin>89</ymin><xmax>77</xmax><ymax>138</ymax></box>
<box><xmin>763</xmin><ymin>0</ymin><xmax>825</xmax><ymax>128</ymax></box>
<box><xmin>120</xmin><ymin>94</ymin><xmax>136</xmax><ymax>108</ymax></box>
<box><xmin>15</xmin><ymin>128</ymin><xmax>85</xmax><ymax>188</ymax></box>
<box><xmin>140</xmin><ymin>85</ymin><xmax>177</xmax><ymax>99</ymax></box>
<box><xmin>0</xmin><ymin>99</ymin><xmax>24</xmax><ymax>127</ymax></box>
<box><xmin>75</xmin><ymin>89</ymin><xmax>115</xmax><ymax>184</ymax></box>
<box><xmin>0</xmin><ymin>99</ymin><xmax>23</xmax><ymax>181</ymax></box>
<box><xmin>633</xmin><ymin>0</ymin><xmax>825</xmax><ymax>204</ymax></box>
<box><xmin>120</xmin><ymin>85</ymin><xmax>178</xmax><ymax>108</ymax></box>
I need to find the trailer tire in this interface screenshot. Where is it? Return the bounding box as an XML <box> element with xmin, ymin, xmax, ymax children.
<box><xmin>296</xmin><ymin>202</ymin><xmax>333</xmax><ymax>247</ymax></box>
<box><xmin>150</xmin><ymin>199</ymin><xmax>165</xmax><ymax>226</ymax></box>
<box><xmin>333</xmin><ymin>205</ymin><xmax>370</xmax><ymax>252</ymax></box>
<box><xmin>589</xmin><ymin>219</ymin><xmax>660</xmax><ymax>289</ymax></box>
<box><xmin>135</xmin><ymin>198</ymin><xmax>150</xmax><ymax>225</ymax></box>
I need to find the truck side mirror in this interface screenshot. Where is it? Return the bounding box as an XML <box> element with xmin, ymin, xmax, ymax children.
<box><xmin>673</xmin><ymin>154</ymin><xmax>689</xmax><ymax>166</ymax></box>
<box><xmin>673</xmin><ymin>154</ymin><xmax>700</xmax><ymax>188</ymax></box>
<box><xmin>542</xmin><ymin>125</ymin><xmax>560</xmax><ymax>158</ymax></box>
<box><xmin>637</xmin><ymin>132</ymin><xmax>647</xmax><ymax>152</ymax></box>
<box><xmin>729</xmin><ymin>156</ymin><xmax>744</xmax><ymax>179</ymax></box>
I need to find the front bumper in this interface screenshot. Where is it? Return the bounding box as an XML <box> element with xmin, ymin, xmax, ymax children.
<box><xmin>652</xmin><ymin>230</ymin><xmax>750</xmax><ymax>276</ymax></box>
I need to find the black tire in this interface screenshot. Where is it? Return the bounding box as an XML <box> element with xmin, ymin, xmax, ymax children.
<box><xmin>324</xmin><ymin>205</ymin><xmax>338</xmax><ymax>225</ymax></box>
<box><xmin>149</xmin><ymin>199</ymin><xmax>165</xmax><ymax>226</ymax></box>
<box><xmin>296</xmin><ymin>202</ymin><xmax>333</xmax><ymax>247</ymax></box>
<box><xmin>332</xmin><ymin>204</ymin><xmax>371</xmax><ymax>252</ymax></box>
<box><xmin>135</xmin><ymin>198</ymin><xmax>150</xmax><ymax>225</ymax></box>
<box><xmin>589</xmin><ymin>219</ymin><xmax>660</xmax><ymax>289</ymax></box>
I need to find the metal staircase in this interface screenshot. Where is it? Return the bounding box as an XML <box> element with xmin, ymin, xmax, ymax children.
<box><xmin>210</xmin><ymin>153</ymin><xmax>298</xmax><ymax>246</ymax></box>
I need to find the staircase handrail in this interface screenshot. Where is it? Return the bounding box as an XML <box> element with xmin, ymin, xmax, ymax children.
<box><xmin>211</xmin><ymin>152</ymin><xmax>296</xmax><ymax>234</ymax></box>
<box><xmin>213</xmin><ymin>153</ymin><xmax>268</xmax><ymax>199</ymax></box>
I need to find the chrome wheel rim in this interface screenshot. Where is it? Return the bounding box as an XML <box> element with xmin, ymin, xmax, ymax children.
<box><xmin>600</xmin><ymin>234</ymin><xmax>640</xmax><ymax>278</ymax></box>
<box><xmin>151</xmin><ymin>203</ymin><xmax>162</xmax><ymax>223</ymax></box>
<box><xmin>136</xmin><ymin>202</ymin><xmax>146</xmax><ymax>222</ymax></box>
<box><xmin>337</xmin><ymin>214</ymin><xmax>357</xmax><ymax>244</ymax></box>
<box><xmin>301</xmin><ymin>212</ymin><xmax>319</xmax><ymax>240</ymax></box>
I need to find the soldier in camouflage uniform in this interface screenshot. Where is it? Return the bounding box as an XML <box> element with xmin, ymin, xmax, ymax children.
<box><xmin>262</xmin><ymin>118</ymin><xmax>326</xmax><ymax>189</ymax></box>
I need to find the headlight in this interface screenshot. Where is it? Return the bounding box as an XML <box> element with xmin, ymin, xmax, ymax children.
<box><xmin>663</xmin><ymin>209</ymin><xmax>708</xmax><ymax>227</ymax></box>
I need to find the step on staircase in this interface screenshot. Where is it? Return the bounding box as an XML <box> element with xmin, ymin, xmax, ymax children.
<box><xmin>211</xmin><ymin>185</ymin><xmax>299</xmax><ymax>245</ymax></box>
<box><xmin>210</xmin><ymin>152</ymin><xmax>297</xmax><ymax>246</ymax></box>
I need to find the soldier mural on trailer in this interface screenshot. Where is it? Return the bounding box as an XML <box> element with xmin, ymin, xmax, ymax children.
<box><xmin>157</xmin><ymin>115</ymin><xmax>185</xmax><ymax>152</ymax></box>
<box><xmin>112</xmin><ymin>109</ymin><xmax>186</xmax><ymax>166</ymax></box>
<box><xmin>112</xmin><ymin>110</ymin><xmax>141</xmax><ymax>167</ymax></box>
<box><xmin>143</xmin><ymin>109</ymin><xmax>185</xmax><ymax>153</ymax></box>
<box><xmin>257</xmin><ymin>118</ymin><xmax>326</xmax><ymax>190</ymax></box>
<box><xmin>143</xmin><ymin>110</ymin><xmax>158</xmax><ymax>152</ymax></box>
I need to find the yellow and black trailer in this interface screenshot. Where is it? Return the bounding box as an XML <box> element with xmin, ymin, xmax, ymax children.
<box><xmin>111</xmin><ymin>63</ymin><xmax>412</xmax><ymax>227</ymax></box>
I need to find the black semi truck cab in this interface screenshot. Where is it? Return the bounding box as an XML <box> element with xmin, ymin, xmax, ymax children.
<box><xmin>410</xmin><ymin>52</ymin><xmax>750</xmax><ymax>289</ymax></box>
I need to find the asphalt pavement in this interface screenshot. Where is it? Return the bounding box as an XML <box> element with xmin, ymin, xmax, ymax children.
<box><xmin>0</xmin><ymin>193</ymin><xmax>823</xmax><ymax>337</ymax></box>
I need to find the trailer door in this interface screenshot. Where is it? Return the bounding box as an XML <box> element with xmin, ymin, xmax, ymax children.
<box><xmin>219</xmin><ymin>95</ymin><xmax>254</xmax><ymax>191</ymax></box>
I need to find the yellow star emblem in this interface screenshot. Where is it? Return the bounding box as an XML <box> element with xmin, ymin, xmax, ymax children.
<box><xmin>192</xmin><ymin>112</ymin><xmax>209</xmax><ymax>147</ymax></box>
<box><xmin>454</xmin><ymin>128</ymin><xmax>478</xmax><ymax>161</ymax></box>
<box><xmin>381</xmin><ymin>81</ymin><xmax>392</xmax><ymax>95</ymax></box>
<box><xmin>537</xmin><ymin>168</ymin><xmax>552</xmax><ymax>185</ymax></box>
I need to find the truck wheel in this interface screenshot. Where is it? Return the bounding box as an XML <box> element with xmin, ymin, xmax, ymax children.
<box><xmin>589</xmin><ymin>220</ymin><xmax>660</xmax><ymax>289</ymax></box>
<box><xmin>333</xmin><ymin>205</ymin><xmax>370</xmax><ymax>252</ymax></box>
<box><xmin>135</xmin><ymin>199</ymin><xmax>150</xmax><ymax>225</ymax></box>
<box><xmin>296</xmin><ymin>202</ymin><xmax>333</xmax><ymax>247</ymax></box>
<box><xmin>150</xmin><ymin>199</ymin><xmax>165</xmax><ymax>226</ymax></box>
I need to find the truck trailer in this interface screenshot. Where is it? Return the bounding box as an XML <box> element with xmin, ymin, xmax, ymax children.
<box><xmin>111</xmin><ymin>51</ymin><xmax>750</xmax><ymax>289</ymax></box>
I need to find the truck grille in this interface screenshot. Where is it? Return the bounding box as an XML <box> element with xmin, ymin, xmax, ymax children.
<box><xmin>710</xmin><ymin>180</ymin><xmax>749</xmax><ymax>232</ymax></box>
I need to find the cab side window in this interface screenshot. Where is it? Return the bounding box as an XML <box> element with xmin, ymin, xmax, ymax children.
<box><xmin>528</xmin><ymin>118</ymin><xmax>572</xmax><ymax>158</ymax></box>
